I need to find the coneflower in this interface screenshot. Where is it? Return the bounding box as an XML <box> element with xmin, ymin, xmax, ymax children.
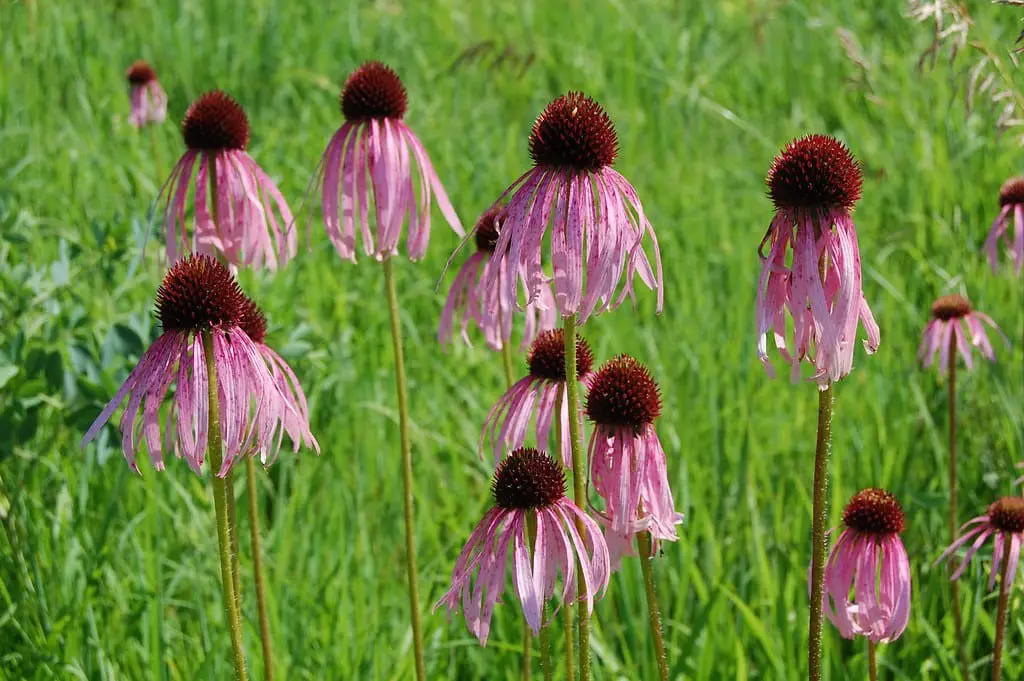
<box><xmin>986</xmin><ymin>177</ymin><xmax>1024</xmax><ymax>274</ymax></box>
<box><xmin>125</xmin><ymin>60</ymin><xmax>167</xmax><ymax>128</ymax></box>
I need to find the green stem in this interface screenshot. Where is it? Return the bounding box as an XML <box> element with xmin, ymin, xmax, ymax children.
<box><xmin>562</xmin><ymin>315</ymin><xmax>591</xmax><ymax>681</ymax></box>
<box><xmin>246</xmin><ymin>457</ymin><xmax>275</xmax><ymax>681</ymax></box>
<box><xmin>637</xmin><ymin>532</ymin><xmax>669</xmax><ymax>681</ymax></box>
<box><xmin>553</xmin><ymin>384</ymin><xmax>574</xmax><ymax>679</ymax></box>
<box><xmin>808</xmin><ymin>385</ymin><xmax>833</xmax><ymax>681</ymax></box>
<box><xmin>868</xmin><ymin>641</ymin><xmax>877</xmax><ymax>681</ymax></box>
<box><xmin>501</xmin><ymin>342</ymin><xmax>516</xmax><ymax>389</ymax></box>
<box><xmin>225</xmin><ymin>471</ymin><xmax>242</xmax><ymax>618</ymax></box>
<box><xmin>382</xmin><ymin>257</ymin><xmax>426</xmax><ymax>681</ymax></box>
<box><xmin>948</xmin><ymin>346</ymin><xmax>971</xmax><ymax>681</ymax></box>
<box><xmin>202</xmin><ymin>331</ymin><xmax>249</xmax><ymax>681</ymax></box>
<box><xmin>992</xmin><ymin>539</ymin><xmax>1012</xmax><ymax>681</ymax></box>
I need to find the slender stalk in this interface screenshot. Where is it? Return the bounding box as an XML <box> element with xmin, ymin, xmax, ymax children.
<box><xmin>808</xmin><ymin>385</ymin><xmax>834</xmax><ymax>681</ymax></box>
<box><xmin>225</xmin><ymin>470</ymin><xmax>243</xmax><ymax>623</ymax></box>
<box><xmin>992</xmin><ymin>539</ymin><xmax>1012</xmax><ymax>681</ymax></box>
<box><xmin>868</xmin><ymin>641</ymin><xmax>878</xmax><ymax>681</ymax></box>
<box><xmin>562</xmin><ymin>315</ymin><xmax>591</xmax><ymax>680</ymax></box>
<box><xmin>505</xmin><ymin>341</ymin><xmax>533</xmax><ymax>681</ymax></box>
<box><xmin>637</xmin><ymin>531</ymin><xmax>669</xmax><ymax>681</ymax></box>
<box><xmin>382</xmin><ymin>257</ymin><xmax>425</xmax><ymax>681</ymax></box>
<box><xmin>948</xmin><ymin>345</ymin><xmax>971</xmax><ymax>681</ymax></box>
<box><xmin>202</xmin><ymin>331</ymin><xmax>249</xmax><ymax>681</ymax></box>
<box><xmin>501</xmin><ymin>342</ymin><xmax>516</xmax><ymax>388</ymax></box>
<box><xmin>246</xmin><ymin>458</ymin><xmax>275</xmax><ymax>681</ymax></box>
<box><xmin>553</xmin><ymin>384</ymin><xmax>575</xmax><ymax>679</ymax></box>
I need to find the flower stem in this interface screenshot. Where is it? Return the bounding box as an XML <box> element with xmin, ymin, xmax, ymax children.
<box><xmin>992</xmin><ymin>539</ymin><xmax>1012</xmax><ymax>681</ymax></box>
<box><xmin>225</xmin><ymin>470</ymin><xmax>243</xmax><ymax>625</ymax></box>
<box><xmin>868</xmin><ymin>641</ymin><xmax>878</xmax><ymax>681</ymax></box>
<box><xmin>637</xmin><ymin>531</ymin><xmax>669</xmax><ymax>681</ymax></box>
<box><xmin>553</xmin><ymin>384</ymin><xmax>575</xmax><ymax>679</ymax></box>
<box><xmin>562</xmin><ymin>314</ymin><xmax>591</xmax><ymax>681</ymax></box>
<box><xmin>948</xmin><ymin>346</ymin><xmax>971</xmax><ymax>681</ymax></box>
<box><xmin>245</xmin><ymin>457</ymin><xmax>275</xmax><ymax>681</ymax></box>
<box><xmin>202</xmin><ymin>330</ymin><xmax>249</xmax><ymax>681</ymax></box>
<box><xmin>382</xmin><ymin>257</ymin><xmax>426</xmax><ymax>681</ymax></box>
<box><xmin>808</xmin><ymin>384</ymin><xmax>833</xmax><ymax>681</ymax></box>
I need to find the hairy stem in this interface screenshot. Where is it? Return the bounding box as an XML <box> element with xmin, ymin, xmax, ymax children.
<box><xmin>246</xmin><ymin>458</ymin><xmax>275</xmax><ymax>681</ymax></box>
<box><xmin>992</xmin><ymin>540</ymin><xmax>1012</xmax><ymax>681</ymax></box>
<box><xmin>868</xmin><ymin>641</ymin><xmax>877</xmax><ymax>681</ymax></box>
<box><xmin>808</xmin><ymin>385</ymin><xmax>833</xmax><ymax>681</ymax></box>
<box><xmin>637</xmin><ymin>531</ymin><xmax>669</xmax><ymax>681</ymax></box>
<box><xmin>948</xmin><ymin>346</ymin><xmax>971</xmax><ymax>681</ymax></box>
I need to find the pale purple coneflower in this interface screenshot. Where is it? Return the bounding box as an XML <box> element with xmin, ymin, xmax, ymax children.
<box><xmin>938</xmin><ymin>496</ymin><xmax>1024</xmax><ymax>590</ymax></box>
<box><xmin>585</xmin><ymin>355</ymin><xmax>684</xmax><ymax>569</ymax></box>
<box><xmin>80</xmin><ymin>255</ymin><xmax>285</xmax><ymax>476</ymax></box>
<box><xmin>480</xmin><ymin>329</ymin><xmax>592</xmax><ymax>467</ymax></box>
<box><xmin>160</xmin><ymin>91</ymin><xmax>295</xmax><ymax>270</ymax></box>
<box><xmin>439</xmin><ymin>205</ymin><xmax>557</xmax><ymax>351</ymax></box>
<box><xmin>820</xmin><ymin>489</ymin><xmax>911</xmax><ymax>643</ymax></box>
<box><xmin>919</xmin><ymin>293</ymin><xmax>1003</xmax><ymax>372</ymax></box>
<box><xmin>315</xmin><ymin>61</ymin><xmax>462</xmax><ymax>262</ymax></box>
<box><xmin>986</xmin><ymin>177</ymin><xmax>1024</xmax><ymax>274</ymax></box>
<box><xmin>757</xmin><ymin>134</ymin><xmax>880</xmax><ymax>388</ymax></box>
<box><xmin>480</xmin><ymin>92</ymin><xmax>663</xmax><ymax>324</ymax></box>
<box><xmin>435</xmin><ymin>448</ymin><xmax>610</xmax><ymax>645</ymax></box>
<box><xmin>126</xmin><ymin>61</ymin><xmax>167</xmax><ymax>128</ymax></box>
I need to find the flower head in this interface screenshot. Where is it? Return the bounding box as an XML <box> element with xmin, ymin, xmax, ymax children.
<box><xmin>820</xmin><ymin>489</ymin><xmax>911</xmax><ymax>643</ymax></box>
<box><xmin>986</xmin><ymin>177</ymin><xmax>1024</xmax><ymax>273</ymax></box>
<box><xmin>481</xmin><ymin>330</ymin><xmax>592</xmax><ymax>466</ymax></box>
<box><xmin>435</xmin><ymin>448</ymin><xmax>610</xmax><ymax>645</ymax></box>
<box><xmin>125</xmin><ymin>60</ymin><xmax>167</xmax><ymax>128</ymax></box>
<box><xmin>757</xmin><ymin>134</ymin><xmax>880</xmax><ymax>388</ymax></box>
<box><xmin>315</xmin><ymin>61</ymin><xmax>462</xmax><ymax>262</ymax></box>
<box><xmin>919</xmin><ymin>293</ymin><xmax>1003</xmax><ymax>372</ymax></box>
<box><xmin>585</xmin><ymin>355</ymin><xmax>683</xmax><ymax>568</ymax></box>
<box><xmin>939</xmin><ymin>497</ymin><xmax>1024</xmax><ymax>591</ymax></box>
<box><xmin>439</xmin><ymin>206</ymin><xmax>557</xmax><ymax>351</ymax></box>
<box><xmin>80</xmin><ymin>255</ymin><xmax>287</xmax><ymax>476</ymax></box>
<box><xmin>480</xmin><ymin>92</ymin><xmax>663</xmax><ymax>324</ymax></box>
<box><xmin>160</xmin><ymin>91</ymin><xmax>295</xmax><ymax>270</ymax></box>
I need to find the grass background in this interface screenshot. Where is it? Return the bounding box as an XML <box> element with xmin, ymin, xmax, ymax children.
<box><xmin>1</xmin><ymin>0</ymin><xmax>1023</xmax><ymax>679</ymax></box>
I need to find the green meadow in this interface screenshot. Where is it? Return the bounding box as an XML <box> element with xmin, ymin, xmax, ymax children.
<box><xmin>1</xmin><ymin>1</ymin><xmax>1022</xmax><ymax>679</ymax></box>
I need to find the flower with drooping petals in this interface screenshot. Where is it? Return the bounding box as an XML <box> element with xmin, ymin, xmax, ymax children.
<box><xmin>585</xmin><ymin>354</ymin><xmax>683</xmax><ymax>569</ymax></box>
<box><xmin>238</xmin><ymin>297</ymin><xmax>319</xmax><ymax>462</ymax></box>
<box><xmin>986</xmin><ymin>177</ymin><xmax>1024</xmax><ymax>274</ymax></box>
<box><xmin>481</xmin><ymin>330</ymin><xmax>592</xmax><ymax>467</ymax></box>
<box><xmin>820</xmin><ymin>488</ymin><xmax>911</xmax><ymax>643</ymax></box>
<box><xmin>757</xmin><ymin>134</ymin><xmax>880</xmax><ymax>388</ymax></box>
<box><xmin>314</xmin><ymin>61</ymin><xmax>462</xmax><ymax>262</ymax></box>
<box><xmin>938</xmin><ymin>496</ymin><xmax>1024</xmax><ymax>591</ymax></box>
<box><xmin>919</xmin><ymin>293</ymin><xmax>1003</xmax><ymax>372</ymax></box>
<box><xmin>126</xmin><ymin>60</ymin><xmax>167</xmax><ymax>128</ymax></box>
<box><xmin>435</xmin><ymin>448</ymin><xmax>610</xmax><ymax>645</ymax></box>
<box><xmin>439</xmin><ymin>205</ymin><xmax>557</xmax><ymax>351</ymax></box>
<box><xmin>80</xmin><ymin>255</ymin><xmax>286</xmax><ymax>476</ymax></box>
<box><xmin>160</xmin><ymin>91</ymin><xmax>295</xmax><ymax>270</ymax></box>
<box><xmin>480</xmin><ymin>92</ymin><xmax>663</xmax><ymax>324</ymax></box>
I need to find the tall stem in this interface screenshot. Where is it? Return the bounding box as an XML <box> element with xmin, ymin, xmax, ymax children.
<box><xmin>202</xmin><ymin>331</ymin><xmax>249</xmax><ymax>681</ymax></box>
<box><xmin>382</xmin><ymin>257</ymin><xmax>426</xmax><ymax>681</ymax></box>
<box><xmin>808</xmin><ymin>385</ymin><xmax>833</xmax><ymax>681</ymax></box>
<box><xmin>948</xmin><ymin>346</ymin><xmax>971</xmax><ymax>681</ymax></box>
<box><xmin>992</xmin><ymin>539</ymin><xmax>1012</xmax><ymax>681</ymax></box>
<box><xmin>553</xmin><ymin>384</ymin><xmax>575</xmax><ymax>679</ymax></box>
<box><xmin>562</xmin><ymin>314</ymin><xmax>591</xmax><ymax>680</ymax></box>
<box><xmin>868</xmin><ymin>641</ymin><xmax>878</xmax><ymax>681</ymax></box>
<box><xmin>637</xmin><ymin>531</ymin><xmax>669</xmax><ymax>681</ymax></box>
<box><xmin>246</xmin><ymin>458</ymin><xmax>275</xmax><ymax>681</ymax></box>
<box><xmin>225</xmin><ymin>470</ymin><xmax>243</xmax><ymax>622</ymax></box>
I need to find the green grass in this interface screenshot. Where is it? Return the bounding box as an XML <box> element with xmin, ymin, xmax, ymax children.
<box><xmin>2</xmin><ymin>0</ymin><xmax>1023</xmax><ymax>679</ymax></box>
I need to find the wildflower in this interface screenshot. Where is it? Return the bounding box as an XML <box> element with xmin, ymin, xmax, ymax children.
<box><xmin>585</xmin><ymin>355</ymin><xmax>683</xmax><ymax>568</ymax></box>
<box><xmin>435</xmin><ymin>448</ymin><xmax>610</xmax><ymax>645</ymax></box>
<box><xmin>81</xmin><ymin>255</ymin><xmax>285</xmax><ymax>475</ymax></box>
<box><xmin>480</xmin><ymin>92</ymin><xmax>662</xmax><ymax>324</ymax></box>
<box><xmin>986</xmin><ymin>177</ymin><xmax>1024</xmax><ymax>273</ymax></box>
<box><xmin>939</xmin><ymin>496</ymin><xmax>1024</xmax><ymax>591</ymax></box>
<box><xmin>919</xmin><ymin>293</ymin><xmax>1003</xmax><ymax>372</ymax></box>
<box><xmin>481</xmin><ymin>330</ymin><xmax>592</xmax><ymax>466</ymax></box>
<box><xmin>315</xmin><ymin>61</ymin><xmax>462</xmax><ymax>262</ymax></box>
<box><xmin>161</xmin><ymin>91</ymin><xmax>294</xmax><ymax>270</ymax></box>
<box><xmin>757</xmin><ymin>134</ymin><xmax>880</xmax><ymax>388</ymax></box>
<box><xmin>821</xmin><ymin>489</ymin><xmax>911</xmax><ymax>643</ymax></box>
<box><xmin>126</xmin><ymin>60</ymin><xmax>167</xmax><ymax>128</ymax></box>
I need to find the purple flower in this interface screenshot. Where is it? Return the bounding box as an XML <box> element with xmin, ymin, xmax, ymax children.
<box><xmin>481</xmin><ymin>330</ymin><xmax>592</xmax><ymax>467</ymax></box>
<box><xmin>314</xmin><ymin>62</ymin><xmax>462</xmax><ymax>262</ymax></box>
<box><xmin>919</xmin><ymin>293</ymin><xmax>1003</xmax><ymax>372</ymax></box>
<box><xmin>161</xmin><ymin>91</ymin><xmax>295</xmax><ymax>270</ymax></box>
<box><xmin>821</xmin><ymin>489</ymin><xmax>911</xmax><ymax>643</ymax></box>
<box><xmin>585</xmin><ymin>355</ymin><xmax>683</xmax><ymax>569</ymax></box>
<box><xmin>439</xmin><ymin>206</ymin><xmax>557</xmax><ymax>351</ymax></box>
<box><xmin>126</xmin><ymin>61</ymin><xmax>167</xmax><ymax>128</ymax></box>
<box><xmin>986</xmin><ymin>178</ymin><xmax>1024</xmax><ymax>274</ymax></box>
<box><xmin>757</xmin><ymin>134</ymin><xmax>880</xmax><ymax>388</ymax></box>
<box><xmin>481</xmin><ymin>92</ymin><xmax>663</xmax><ymax>324</ymax></box>
<box><xmin>938</xmin><ymin>497</ymin><xmax>1024</xmax><ymax>591</ymax></box>
<box><xmin>435</xmin><ymin>448</ymin><xmax>609</xmax><ymax>645</ymax></box>
<box><xmin>81</xmin><ymin>255</ymin><xmax>292</xmax><ymax>476</ymax></box>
